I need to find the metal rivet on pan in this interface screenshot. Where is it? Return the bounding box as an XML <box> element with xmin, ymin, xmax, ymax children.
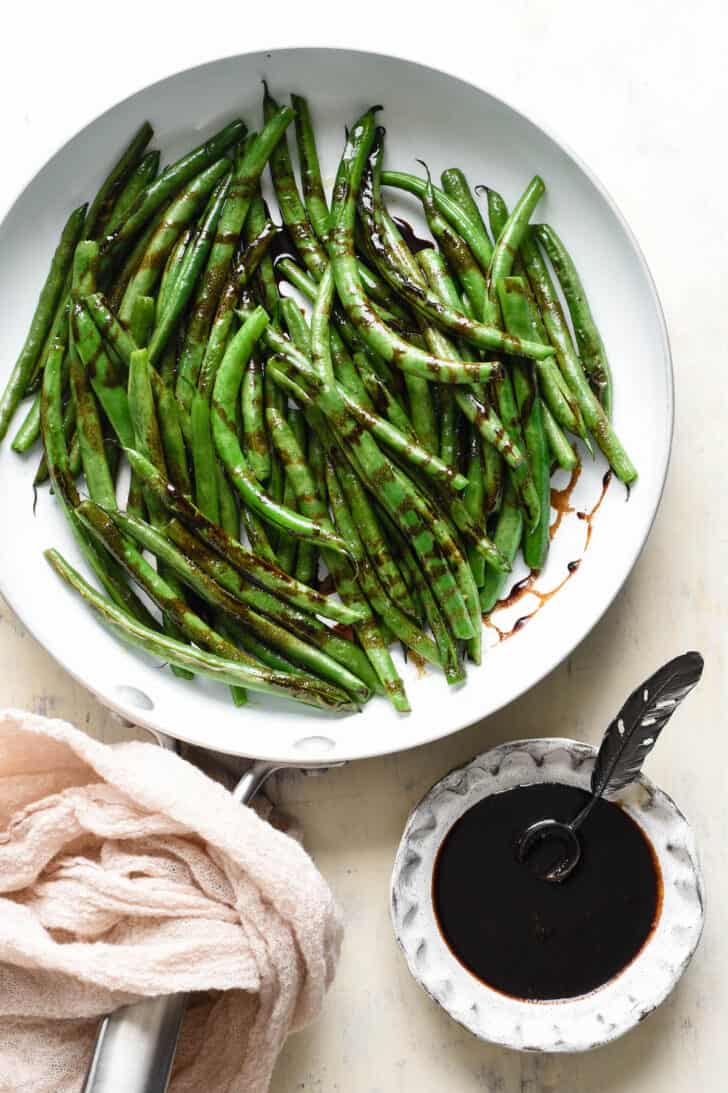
<box><xmin>115</xmin><ymin>685</ymin><xmax>154</xmax><ymax>711</ymax></box>
<box><xmin>294</xmin><ymin>735</ymin><xmax>335</xmax><ymax>755</ymax></box>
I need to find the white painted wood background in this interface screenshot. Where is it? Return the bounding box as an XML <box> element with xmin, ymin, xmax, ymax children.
<box><xmin>1</xmin><ymin>3</ymin><xmax>725</xmax><ymax>1089</ymax></box>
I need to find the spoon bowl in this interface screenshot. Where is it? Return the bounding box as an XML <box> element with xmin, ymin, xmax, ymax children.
<box><xmin>516</xmin><ymin>816</ymin><xmax>581</xmax><ymax>881</ymax></box>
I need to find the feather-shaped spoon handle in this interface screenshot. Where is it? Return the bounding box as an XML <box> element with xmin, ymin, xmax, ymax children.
<box><xmin>518</xmin><ymin>651</ymin><xmax>704</xmax><ymax>882</ymax></box>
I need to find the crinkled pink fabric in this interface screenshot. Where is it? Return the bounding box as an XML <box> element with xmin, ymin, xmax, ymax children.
<box><xmin>0</xmin><ymin>710</ymin><xmax>343</xmax><ymax>1093</ymax></box>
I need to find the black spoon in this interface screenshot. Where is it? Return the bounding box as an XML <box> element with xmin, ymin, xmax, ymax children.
<box><xmin>517</xmin><ymin>651</ymin><xmax>704</xmax><ymax>882</ymax></box>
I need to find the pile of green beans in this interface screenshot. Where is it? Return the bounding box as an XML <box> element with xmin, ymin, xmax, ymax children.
<box><xmin>3</xmin><ymin>93</ymin><xmax>635</xmax><ymax>718</ymax></box>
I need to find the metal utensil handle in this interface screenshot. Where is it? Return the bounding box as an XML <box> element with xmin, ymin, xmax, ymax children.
<box><xmin>81</xmin><ymin>759</ymin><xmax>279</xmax><ymax>1093</ymax></box>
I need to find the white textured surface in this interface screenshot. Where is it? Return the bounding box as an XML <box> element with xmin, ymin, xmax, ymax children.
<box><xmin>0</xmin><ymin>3</ymin><xmax>726</xmax><ymax>1090</ymax></box>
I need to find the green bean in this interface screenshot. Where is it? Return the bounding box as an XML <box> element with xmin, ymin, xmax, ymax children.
<box><xmin>103</xmin><ymin>150</ymin><xmax>160</xmax><ymax>238</ymax></box>
<box><xmin>483</xmin><ymin>439</ymin><xmax>504</xmax><ymax>515</ymax></box>
<box><xmin>241</xmin><ymin>506</ymin><xmax>277</xmax><ymax>563</ymax></box>
<box><xmin>374</xmin><ymin>210</ymin><xmax>438</xmax><ymax>452</ymax></box>
<box><xmin>484</xmin><ymin>190</ymin><xmax>586</xmax><ymax>439</ymax></box>
<box><xmin>84</xmin><ymin>122</ymin><xmax>154</xmax><ymax>241</ymax></box>
<box><xmin>363</xmin><ymin>152</ymin><xmax>551</xmax><ymax>364</ymax></box>
<box><xmin>420</xmin><ymin>167</ymin><xmax>487</xmax><ymax>318</ymax></box>
<box><xmin>84</xmin><ymin>294</ymin><xmax>190</xmax><ymax>499</ymax></box>
<box><xmin>213</xmin><ymin>309</ymin><xmax>350</xmax><ymax>554</ymax></box>
<box><xmin>329</xmin><ymin>325</ymin><xmax>375</xmax><ymax>408</ymax></box>
<box><xmin>275</xmin><ymin>256</ymin><xmax>401</xmax><ymax>374</ymax></box>
<box><xmin>352</xmin><ymin>350</ymin><xmax>414</xmax><ymax>435</ymax></box>
<box><xmin>281</xmin><ymin>395</ymin><xmax>415</xmax><ymax>700</ymax></box>
<box><xmin>414</xmin><ymin>226</ymin><xmax>538</xmax><ymax>531</ymax></box>
<box><xmin>24</xmin><ymin>273</ymin><xmax>75</xmax><ymax>395</ymax></box>
<box><xmin>241</xmin><ymin>354</ymin><xmax>270</xmax><ymax>481</ymax></box>
<box><xmin>329</xmin><ymin>442</ymin><xmax>419</xmax><ymax>619</ymax></box>
<box><xmin>128</xmin><ymin>350</ymin><xmax>192</xmax><ymax>679</ymax></box>
<box><xmin>498</xmin><ymin>276</ymin><xmax>551</xmax><ymax>567</ymax></box>
<box><xmin>126</xmin><ymin>470</ymin><xmax>146</xmax><ymax>520</ymax></box>
<box><xmin>354</xmin><ymin>615</ymin><xmax>409</xmax><ymax>710</ymax></box>
<box><xmin>174</xmin><ymin>107</ymin><xmax>294</xmax><ymax>394</ymax></box>
<box><xmin>325</xmin><ymin>457</ymin><xmax>441</xmax><ymax>666</ymax></box>
<box><xmin>266</xmin><ymin>434</ymin><xmax>285</xmax><ymax>554</ymax></box>
<box><xmin>291</xmin><ymin>93</ymin><xmax>330</xmax><ymax>243</ymax></box>
<box><xmin>491</xmin><ymin>367</ymin><xmax>540</xmax><ymax>530</ymax></box>
<box><xmin>329</xmin><ymin>115</ymin><xmax>501</xmax><ymax>385</ymax></box>
<box><xmin>34</xmin><ymin>390</ymin><xmax>76</xmax><ymax>486</ymax></box>
<box><xmin>246</xmin><ymin>192</ymin><xmax>280</xmax><ymax>314</ymax></box>
<box><xmin>71</xmin><ymin>300</ymin><xmax>133</xmax><ymax>447</ymax></box>
<box><xmin>264</xmin><ymin>84</ymin><xmax>328</xmax><ymax>278</ymax></box>
<box><xmin>76</xmin><ymin>500</ymin><xmax>241</xmax><ymax>656</ymax></box>
<box><xmin>156</xmin><ymin>379</ymin><xmax>191</xmax><ymax>494</ymax></box>
<box><xmin>101</xmin><ymin>119</ymin><xmax>245</xmax><ymax>253</ymax></box>
<box><xmin>408</xmin><ymin>248</ymin><xmax>531</xmax><ymax>531</ymax></box>
<box><xmin>274</xmin><ymin>348</ymin><xmax>465</xmax><ymax>491</ymax></box>
<box><xmin>542</xmin><ymin>401</ymin><xmax>578</xmax><ymax>471</ymax></box>
<box><xmin>193</xmin><ymin>222</ymin><xmax>276</xmax><ymax>404</ymax></box>
<box><xmin>514</xmin><ymin>362</ymin><xmax>549</xmax><ymax>569</ymax></box>
<box><xmin>104</xmin><ymin>506</ymin><xmax>369</xmax><ymax>702</ymax></box>
<box><xmin>441</xmin><ymin>168</ymin><xmax>492</xmax><ymax>253</ymax></box>
<box><xmin>480</xmin><ymin>479</ymin><xmax>523</xmax><ymax>613</ymax></box>
<box><xmin>235</xmin><ymin>217</ymin><xmax>278</xmax><ymax>284</ymax></box>
<box><xmin>416</xmin><ymin>246</ymin><xmax>466</xmax><ymax>315</ymax></box>
<box><xmin>280</xmin><ymin>268</ymin><xmax>475</xmax><ymax>636</ymax></box>
<box><xmin>312</xmin><ymin>469</ymin><xmax>410</xmax><ymax>708</ymax></box>
<box><xmin>279</xmin><ymin>296</ymin><xmax>311</xmax><ymax>357</ymax></box>
<box><xmin>119</xmin><ymin>159</ymin><xmax>231</xmax><ymax>325</ymax></box>
<box><xmin>128</xmin><ymin>445</ymin><xmax>364</xmax><ymax>624</ymax></box>
<box><xmin>363</xmin><ymin>144</ymin><xmax>545</xmax><ymax>368</ymax></box>
<box><xmin>40</xmin><ymin>347</ymin><xmax>81</xmax><ymax>517</ymax></box>
<box><xmin>10</xmin><ymin>392</ymin><xmax>42</xmax><ymax>454</ymax></box>
<box><xmin>148</xmin><ymin>161</ymin><xmax>233</xmax><ymax>372</ymax></box>
<box><xmin>296</xmin><ymin>428</ymin><xmax>325</xmax><ymax>584</ymax></box>
<box><xmin>72</xmin><ymin>240</ymin><xmax>100</xmax><ymax>298</ymax></box>
<box><xmin>463</xmin><ymin>428</ymin><xmax>486</xmax><ymax>587</ymax></box>
<box><xmin>277</xmin><ymin>472</ymin><xmax>299</xmax><ymax>575</ymax></box>
<box><xmin>69</xmin><ymin>353</ymin><xmax>117</xmax><ymax>510</ymax></box>
<box><xmin>128</xmin><ymin>295</ymin><xmax>155</xmax><ymax>349</ymax></box>
<box><xmin>485</xmin><ymin>176</ymin><xmax>545</xmax><ymax>323</ymax></box>
<box><xmin>385</xmin><ymin>517</ymin><xmax>465</xmax><ymax>684</ymax></box>
<box><xmin>164</xmin><ymin>515</ymin><xmax>378</xmax><ymax>693</ymax></box>
<box><xmin>0</xmin><ymin>204</ymin><xmax>86</xmax><ymax>443</ymax></box>
<box><xmin>485</xmin><ymin>186</ymin><xmax>509</xmax><ymax>243</ymax></box>
<box><xmin>156</xmin><ymin>227</ymin><xmax>191</xmax><ymax>324</ymax></box>
<box><xmin>521</xmin><ymin>230</ymin><xmax>636</xmax><ymax>482</ymax></box>
<box><xmin>41</xmin><ymin>341</ymin><xmax>153</xmax><ymax>625</ymax></box>
<box><xmin>534</xmin><ymin>223</ymin><xmax>613</xmax><ymax>416</ymax></box>
<box><xmin>107</xmin><ymin>206</ymin><xmax>166</xmax><ymax>311</ymax></box>
<box><xmin>45</xmin><ymin>544</ymin><xmax>354</xmax><ymax>712</ymax></box>
<box><xmin>83</xmin><ymin>292</ymin><xmax>137</xmax><ymax>366</ymax></box>
<box><xmin>191</xmin><ymin>391</ymin><xmax>219</xmax><ymax>523</ymax></box>
<box><xmin>391</xmin><ymin>460</ymin><xmax>481</xmax><ymax>660</ymax></box>
<box><xmin>264</xmin><ymin>390</ymin><xmax>340</xmax><ymax>571</ymax></box>
<box><xmin>381</xmin><ymin>169</ymin><xmax>493</xmax><ymax>272</ymax></box>
<box><xmin>289</xmin><ymin>412</ymin><xmax>317</xmax><ymax>586</ymax></box>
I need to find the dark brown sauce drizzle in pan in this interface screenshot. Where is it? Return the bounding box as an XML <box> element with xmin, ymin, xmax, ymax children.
<box><xmin>484</xmin><ymin>467</ymin><xmax>613</xmax><ymax>642</ymax></box>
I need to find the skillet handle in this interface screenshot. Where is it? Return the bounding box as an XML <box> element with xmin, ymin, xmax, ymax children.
<box><xmin>81</xmin><ymin>759</ymin><xmax>279</xmax><ymax>1093</ymax></box>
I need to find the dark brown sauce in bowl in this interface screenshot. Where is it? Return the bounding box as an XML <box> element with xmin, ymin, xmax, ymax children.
<box><xmin>433</xmin><ymin>783</ymin><xmax>662</xmax><ymax>1001</ymax></box>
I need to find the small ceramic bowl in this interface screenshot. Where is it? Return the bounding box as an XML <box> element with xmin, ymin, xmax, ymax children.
<box><xmin>390</xmin><ymin>738</ymin><xmax>704</xmax><ymax>1052</ymax></box>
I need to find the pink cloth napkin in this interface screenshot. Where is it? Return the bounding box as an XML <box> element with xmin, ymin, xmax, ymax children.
<box><xmin>0</xmin><ymin>709</ymin><xmax>343</xmax><ymax>1093</ymax></box>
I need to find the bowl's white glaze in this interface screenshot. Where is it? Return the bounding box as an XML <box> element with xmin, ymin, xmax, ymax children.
<box><xmin>391</xmin><ymin>739</ymin><xmax>704</xmax><ymax>1052</ymax></box>
<box><xmin>0</xmin><ymin>49</ymin><xmax>672</xmax><ymax>762</ymax></box>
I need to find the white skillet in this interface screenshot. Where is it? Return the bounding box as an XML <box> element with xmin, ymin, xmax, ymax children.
<box><xmin>0</xmin><ymin>47</ymin><xmax>673</xmax><ymax>1091</ymax></box>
